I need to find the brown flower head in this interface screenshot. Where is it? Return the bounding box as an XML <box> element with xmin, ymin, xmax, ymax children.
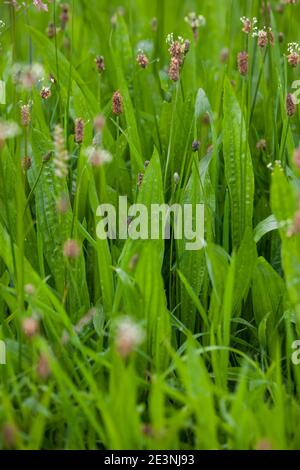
<box><xmin>240</xmin><ymin>16</ymin><xmax>257</xmax><ymax>35</ymax></box>
<box><xmin>288</xmin><ymin>52</ymin><xmax>300</xmax><ymax>67</ymax></box>
<box><xmin>184</xmin><ymin>39</ymin><xmax>191</xmax><ymax>54</ymax></box>
<box><xmin>286</xmin><ymin>93</ymin><xmax>296</xmax><ymax>117</ymax></box>
<box><xmin>136</xmin><ymin>51</ymin><xmax>149</xmax><ymax>69</ymax></box>
<box><xmin>20</xmin><ymin>104</ymin><xmax>31</xmax><ymax>127</ymax></box>
<box><xmin>137</xmin><ymin>172</ymin><xmax>144</xmax><ymax>189</ymax></box>
<box><xmin>287</xmin><ymin>43</ymin><xmax>300</xmax><ymax>67</ymax></box>
<box><xmin>242</xmin><ymin>18</ymin><xmax>251</xmax><ymax>34</ymax></box>
<box><xmin>112</xmin><ymin>90</ymin><xmax>123</xmax><ymax>115</ymax></box>
<box><xmin>192</xmin><ymin>140</ymin><xmax>200</xmax><ymax>152</ymax></box>
<box><xmin>95</xmin><ymin>55</ymin><xmax>105</xmax><ymax>74</ymax></box>
<box><xmin>258</xmin><ymin>30</ymin><xmax>268</xmax><ymax>48</ymax></box>
<box><xmin>60</xmin><ymin>3</ymin><xmax>69</xmax><ymax>30</ymax></box>
<box><xmin>168</xmin><ymin>40</ymin><xmax>183</xmax><ymax>61</ymax></box>
<box><xmin>40</xmin><ymin>86</ymin><xmax>51</xmax><ymax>100</ymax></box>
<box><xmin>22</xmin><ymin>156</ymin><xmax>32</xmax><ymax>171</ymax></box>
<box><xmin>237</xmin><ymin>51</ymin><xmax>248</xmax><ymax>76</ymax></box>
<box><xmin>168</xmin><ymin>57</ymin><xmax>180</xmax><ymax>81</ymax></box>
<box><xmin>74</xmin><ymin>118</ymin><xmax>84</xmax><ymax>144</ymax></box>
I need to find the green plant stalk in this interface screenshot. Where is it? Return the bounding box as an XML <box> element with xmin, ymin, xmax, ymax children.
<box><xmin>71</xmin><ymin>145</ymin><xmax>83</xmax><ymax>238</ymax></box>
<box><xmin>53</xmin><ymin>0</ymin><xmax>62</xmax><ymax>122</ymax></box>
<box><xmin>249</xmin><ymin>48</ymin><xmax>268</xmax><ymax>127</ymax></box>
<box><xmin>164</xmin><ymin>81</ymin><xmax>180</xmax><ymax>191</ymax></box>
<box><xmin>23</xmin><ymin>162</ymin><xmax>45</xmax><ymax>217</ymax></box>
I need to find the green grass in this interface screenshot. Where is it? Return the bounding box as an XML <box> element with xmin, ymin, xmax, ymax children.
<box><xmin>0</xmin><ymin>0</ymin><xmax>300</xmax><ymax>450</ymax></box>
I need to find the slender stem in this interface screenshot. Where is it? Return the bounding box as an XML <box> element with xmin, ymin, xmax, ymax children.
<box><xmin>71</xmin><ymin>146</ymin><xmax>83</xmax><ymax>238</ymax></box>
<box><xmin>249</xmin><ymin>48</ymin><xmax>267</xmax><ymax>126</ymax></box>
<box><xmin>23</xmin><ymin>162</ymin><xmax>45</xmax><ymax>217</ymax></box>
<box><xmin>164</xmin><ymin>81</ymin><xmax>180</xmax><ymax>191</ymax></box>
<box><xmin>279</xmin><ymin>120</ymin><xmax>290</xmax><ymax>167</ymax></box>
<box><xmin>65</xmin><ymin>0</ymin><xmax>75</xmax><ymax>140</ymax></box>
<box><xmin>53</xmin><ymin>0</ymin><xmax>62</xmax><ymax>122</ymax></box>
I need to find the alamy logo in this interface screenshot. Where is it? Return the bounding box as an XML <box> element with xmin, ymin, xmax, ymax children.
<box><xmin>292</xmin><ymin>340</ymin><xmax>300</xmax><ymax>366</ymax></box>
<box><xmin>0</xmin><ymin>340</ymin><xmax>6</xmax><ymax>365</ymax></box>
<box><xmin>96</xmin><ymin>196</ymin><xmax>205</xmax><ymax>251</ymax></box>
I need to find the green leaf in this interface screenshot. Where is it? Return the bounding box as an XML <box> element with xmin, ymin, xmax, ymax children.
<box><xmin>223</xmin><ymin>78</ymin><xmax>254</xmax><ymax>247</ymax></box>
<box><xmin>254</xmin><ymin>215</ymin><xmax>279</xmax><ymax>243</ymax></box>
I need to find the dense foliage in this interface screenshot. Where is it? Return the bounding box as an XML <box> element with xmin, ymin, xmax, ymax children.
<box><xmin>0</xmin><ymin>0</ymin><xmax>300</xmax><ymax>450</ymax></box>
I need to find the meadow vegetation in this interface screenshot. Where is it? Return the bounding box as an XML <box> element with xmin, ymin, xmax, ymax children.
<box><xmin>0</xmin><ymin>0</ymin><xmax>300</xmax><ymax>450</ymax></box>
